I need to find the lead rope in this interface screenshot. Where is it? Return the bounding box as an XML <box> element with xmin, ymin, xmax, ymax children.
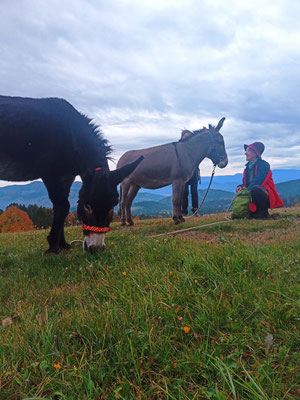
<box><xmin>70</xmin><ymin>239</ymin><xmax>83</xmax><ymax>246</ymax></box>
<box><xmin>149</xmin><ymin>218</ymin><xmax>233</xmax><ymax>238</ymax></box>
<box><xmin>149</xmin><ymin>166</ymin><xmax>237</xmax><ymax>238</ymax></box>
<box><xmin>225</xmin><ymin>193</ymin><xmax>238</xmax><ymax>220</ymax></box>
<box><xmin>149</xmin><ymin>204</ymin><xmax>235</xmax><ymax>239</ymax></box>
<box><xmin>186</xmin><ymin>165</ymin><xmax>216</xmax><ymax>218</ymax></box>
<box><xmin>188</xmin><ymin>165</ymin><xmax>238</xmax><ymax>221</ymax></box>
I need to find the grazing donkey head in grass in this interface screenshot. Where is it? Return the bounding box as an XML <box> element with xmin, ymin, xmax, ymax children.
<box><xmin>77</xmin><ymin>156</ymin><xmax>143</xmax><ymax>251</ymax></box>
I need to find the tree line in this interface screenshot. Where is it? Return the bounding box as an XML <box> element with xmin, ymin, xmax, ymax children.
<box><xmin>0</xmin><ymin>194</ymin><xmax>299</xmax><ymax>234</ymax></box>
<box><xmin>0</xmin><ymin>204</ymin><xmax>79</xmax><ymax>233</ymax></box>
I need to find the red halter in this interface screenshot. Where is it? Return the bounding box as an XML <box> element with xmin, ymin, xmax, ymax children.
<box><xmin>82</xmin><ymin>225</ymin><xmax>111</xmax><ymax>233</ymax></box>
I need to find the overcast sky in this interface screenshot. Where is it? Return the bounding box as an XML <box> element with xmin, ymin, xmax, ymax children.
<box><xmin>0</xmin><ymin>0</ymin><xmax>299</xmax><ymax>187</ymax></box>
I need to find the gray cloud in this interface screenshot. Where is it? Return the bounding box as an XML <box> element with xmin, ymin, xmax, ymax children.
<box><xmin>0</xmin><ymin>0</ymin><xmax>299</xmax><ymax>186</ymax></box>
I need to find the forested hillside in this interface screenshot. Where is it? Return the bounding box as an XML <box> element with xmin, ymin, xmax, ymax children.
<box><xmin>0</xmin><ymin>177</ymin><xmax>299</xmax><ymax>216</ymax></box>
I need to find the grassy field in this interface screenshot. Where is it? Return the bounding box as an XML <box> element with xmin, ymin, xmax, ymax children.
<box><xmin>0</xmin><ymin>207</ymin><xmax>299</xmax><ymax>400</ymax></box>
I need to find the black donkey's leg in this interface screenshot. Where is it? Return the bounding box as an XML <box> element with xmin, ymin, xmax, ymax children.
<box><xmin>43</xmin><ymin>175</ymin><xmax>75</xmax><ymax>253</ymax></box>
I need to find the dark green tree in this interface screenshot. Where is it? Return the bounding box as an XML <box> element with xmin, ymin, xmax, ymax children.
<box><xmin>7</xmin><ymin>203</ymin><xmax>53</xmax><ymax>229</ymax></box>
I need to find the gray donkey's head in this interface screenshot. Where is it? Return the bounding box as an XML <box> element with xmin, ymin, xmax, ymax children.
<box><xmin>205</xmin><ymin>117</ymin><xmax>228</xmax><ymax>168</ymax></box>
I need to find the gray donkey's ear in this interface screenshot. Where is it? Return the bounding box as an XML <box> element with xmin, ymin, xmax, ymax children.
<box><xmin>215</xmin><ymin>117</ymin><xmax>225</xmax><ymax>132</ymax></box>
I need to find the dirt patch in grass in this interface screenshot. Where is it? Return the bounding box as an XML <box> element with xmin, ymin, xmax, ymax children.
<box><xmin>178</xmin><ymin>218</ymin><xmax>300</xmax><ymax>245</ymax></box>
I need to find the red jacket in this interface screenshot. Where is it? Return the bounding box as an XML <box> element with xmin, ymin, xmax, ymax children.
<box><xmin>243</xmin><ymin>167</ymin><xmax>284</xmax><ymax>209</ymax></box>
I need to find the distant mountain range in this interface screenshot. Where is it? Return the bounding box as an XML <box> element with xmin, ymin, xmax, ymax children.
<box><xmin>0</xmin><ymin>181</ymin><xmax>82</xmax><ymax>210</ymax></box>
<box><xmin>131</xmin><ymin>180</ymin><xmax>300</xmax><ymax>215</ymax></box>
<box><xmin>0</xmin><ymin>169</ymin><xmax>299</xmax><ymax>215</ymax></box>
<box><xmin>140</xmin><ymin>169</ymin><xmax>300</xmax><ymax>196</ymax></box>
<box><xmin>131</xmin><ymin>189</ymin><xmax>235</xmax><ymax>216</ymax></box>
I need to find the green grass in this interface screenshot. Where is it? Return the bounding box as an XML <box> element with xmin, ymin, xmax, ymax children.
<box><xmin>0</xmin><ymin>208</ymin><xmax>299</xmax><ymax>399</ymax></box>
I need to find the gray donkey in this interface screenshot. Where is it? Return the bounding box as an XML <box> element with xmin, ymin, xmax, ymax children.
<box><xmin>117</xmin><ymin>117</ymin><xmax>228</xmax><ymax>225</ymax></box>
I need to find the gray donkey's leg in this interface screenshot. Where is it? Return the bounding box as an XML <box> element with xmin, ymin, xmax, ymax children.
<box><xmin>172</xmin><ymin>181</ymin><xmax>185</xmax><ymax>224</ymax></box>
<box><xmin>125</xmin><ymin>184</ymin><xmax>140</xmax><ymax>226</ymax></box>
<box><xmin>120</xmin><ymin>179</ymin><xmax>131</xmax><ymax>226</ymax></box>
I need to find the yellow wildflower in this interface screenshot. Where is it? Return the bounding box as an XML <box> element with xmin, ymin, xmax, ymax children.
<box><xmin>122</xmin><ymin>271</ymin><xmax>126</xmax><ymax>276</ymax></box>
<box><xmin>194</xmin><ymin>279</ymin><xmax>198</xmax><ymax>284</ymax></box>
<box><xmin>73</xmin><ymin>365</ymin><xmax>77</xmax><ymax>371</ymax></box>
<box><xmin>169</xmin><ymin>271</ymin><xmax>173</xmax><ymax>276</ymax></box>
<box><xmin>53</xmin><ymin>362</ymin><xmax>61</xmax><ymax>370</ymax></box>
